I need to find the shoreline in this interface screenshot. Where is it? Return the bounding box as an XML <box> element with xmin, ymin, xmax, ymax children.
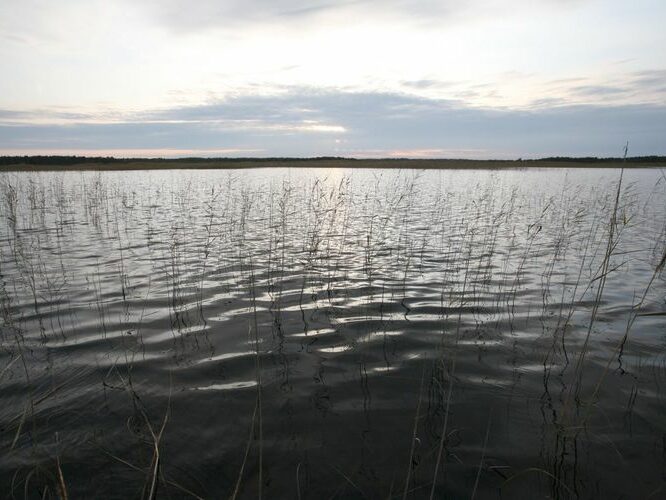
<box><xmin>1</xmin><ymin>158</ymin><xmax>665</xmax><ymax>171</ymax></box>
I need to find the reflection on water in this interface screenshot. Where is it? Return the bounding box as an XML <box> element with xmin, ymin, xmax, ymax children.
<box><xmin>0</xmin><ymin>167</ymin><xmax>664</xmax><ymax>498</ymax></box>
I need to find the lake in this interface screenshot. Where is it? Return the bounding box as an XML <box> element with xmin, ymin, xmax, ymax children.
<box><xmin>0</xmin><ymin>167</ymin><xmax>664</xmax><ymax>499</ymax></box>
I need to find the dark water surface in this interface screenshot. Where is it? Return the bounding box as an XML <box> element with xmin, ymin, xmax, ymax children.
<box><xmin>0</xmin><ymin>167</ymin><xmax>665</xmax><ymax>499</ymax></box>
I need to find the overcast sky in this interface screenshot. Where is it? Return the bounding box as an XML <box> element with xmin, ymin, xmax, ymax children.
<box><xmin>1</xmin><ymin>0</ymin><xmax>665</xmax><ymax>158</ymax></box>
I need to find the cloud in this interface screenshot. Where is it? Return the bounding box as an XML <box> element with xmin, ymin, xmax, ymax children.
<box><xmin>126</xmin><ymin>0</ymin><xmax>585</xmax><ymax>33</ymax></box>
<box><xmin>0</xmin><ymin>0</ymin><xmax>594</xmax><ymax>46</ymax></box>
<box><xmin>632</xmin><ymin>69</ymin><xmax>666</xmax><ymax>85</ymax></box>
<box><xmin>570</xmin><ymin>85</ymin><xmax>630</xmax><ymax>97</ymax></box>
<box><xmin>1</xmin><ymin>88</ymin><xmax>664</xmax><ymax>158</ymax></box>
<box><xmin>542</xmin><ymin>70</ymin><xmax>666</xmax><ymax>106</ymax></box>
<box><xmin>401</xmin><ymin>80</ymin><xmax>459</xmax><ymax>91</ymax></box>
<box><xmin>0</xmin><ymin>147</ymin><xmax>263</xmax><ymax>158</ymax></box>
<box><xmin>629</xmin><ymin>70</ymin><xmax>666</xmax><ymax>95</ymax></box>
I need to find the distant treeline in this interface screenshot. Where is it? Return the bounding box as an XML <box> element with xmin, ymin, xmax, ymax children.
<box><xmin>536</xmin><ymin>156</ymin><xmax>666</xmax><ymax>163</ymax></box>
<box><xmin>1</xmin><ymin>155</ymin><xmax>666</xmax><ymax>166</ymax></box>
<box><xmin>0</xmin><ymin>156</ymin><xmax>353</xmax><ymax>166</ymax></box>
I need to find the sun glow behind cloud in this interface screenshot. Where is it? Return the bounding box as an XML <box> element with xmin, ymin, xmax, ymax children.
<box><xmin>0</xmin><ymin>0</ymin><xmax>665</xmax><ymax>157</ymax></box>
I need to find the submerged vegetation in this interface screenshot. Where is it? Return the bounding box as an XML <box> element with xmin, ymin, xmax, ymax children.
<box><xmin>0</xmin><ymin>166</ymin><xmax>664</xmax><ymax>498</ymax></box>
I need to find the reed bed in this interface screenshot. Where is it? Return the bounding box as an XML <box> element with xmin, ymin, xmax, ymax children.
<box><xmin>0</xmin><ymin>166</ymin><xmax>664</xmax><ymax>498</ymax></box>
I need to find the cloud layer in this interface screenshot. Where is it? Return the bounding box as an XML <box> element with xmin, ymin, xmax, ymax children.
<box><xmin>2</xmin><ymin>89</ymin><xmax>664</xmax><ymax>158</ymax></box>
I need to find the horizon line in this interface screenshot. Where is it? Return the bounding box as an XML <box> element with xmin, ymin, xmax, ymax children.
<box><xmin>2</xmin><ymin>154</ymin><xmax>666</xmax><ymax>161</ymax></box>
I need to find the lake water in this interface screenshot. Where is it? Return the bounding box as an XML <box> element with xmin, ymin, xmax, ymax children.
<box><xmin>0</xmin><ymin>167</ymin><xmax>664</xmax><ymax>499</ymax></box>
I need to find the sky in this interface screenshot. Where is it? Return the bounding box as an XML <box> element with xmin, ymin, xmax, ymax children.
<box><xmin>1</xmin><ymin>0</ymin><xmax>665</xmax><ymax>158</ymax></box>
